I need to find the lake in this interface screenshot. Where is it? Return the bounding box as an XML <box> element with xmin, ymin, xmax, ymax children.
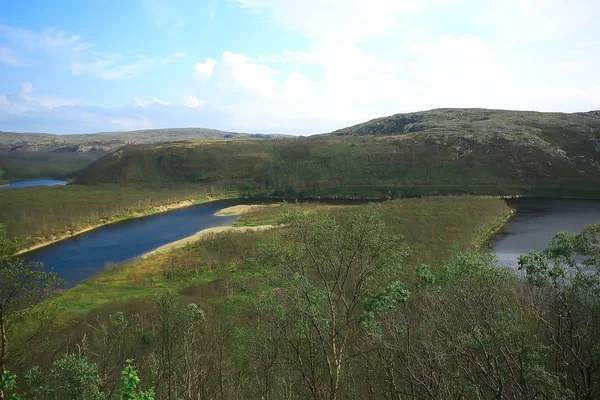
<box><xmin>490</xmin><ymin>198</ymin><xmax>600</xmax><ymax>269</ymax></box>
<box><xmin>0</xmin><ymin>179</ymin><xmax>68</xmax><ymax>189</ymax></box>
<box><xmin>24</xmin><ymin>199</ymin><xmax>244</xmax><ymax>288</ymax></box>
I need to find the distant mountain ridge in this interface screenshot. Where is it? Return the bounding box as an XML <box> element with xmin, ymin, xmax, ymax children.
<box><xmin>0</xmin><ymin>127</ymin><xmax>288</xmax><ymax>152</ymax></box>
<box><xmin>0</xmin><ymin>127</ymin><xmax>288</xmax><ymax>181</ymax></box>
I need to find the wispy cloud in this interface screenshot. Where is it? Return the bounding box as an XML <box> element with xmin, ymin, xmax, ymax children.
<box><xmin>0</xmin><ymin>24</ymin><xmax>89</xmax><ymax>53</ymax></box>
<box><xmin>0</xmin><ymin>47</ymin><xmax>23</xmax><ymax>66</ymax></box>
<box><xmin>134</xmin><ymin>97</ymin><xmax>172</xmax><ymax>107</ymax></box>
<box><xmin>0</xmin><ymin>24</ymin><xmax>185</xmax><ymax>80</ymax></box>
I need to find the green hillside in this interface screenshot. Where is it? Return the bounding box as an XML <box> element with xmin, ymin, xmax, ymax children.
<box><xmin>74</xmin><ymin>108</ymin><xmax>600</xmax><ymax>198</ymax></box>
<box><xmin>0</xmin><ymin>128</ymin><xmax>286</xmax><ymax>180</ymax></box>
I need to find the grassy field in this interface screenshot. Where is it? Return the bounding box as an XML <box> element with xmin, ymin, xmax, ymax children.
<box><xmin>0</xmin><ymin>184</ymin><xmax>239</xmax><ymax>249</ymax></box>
<box><xmin>46</xmin><ymin>195</ymin><xmax>511</xmax><ymax>323</ymax></box>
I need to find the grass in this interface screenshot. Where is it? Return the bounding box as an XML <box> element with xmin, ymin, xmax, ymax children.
<box><xmin>43</xmin><ymin>195</ymin><xmax>511</xmax><ymax>323</ymax></box>
<box><xmin>0</xmin><ymin>184</ymin><xmax>240</xmax><ymax>249</ymax></box>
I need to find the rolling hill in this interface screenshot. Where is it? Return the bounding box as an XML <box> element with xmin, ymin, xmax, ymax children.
<box><xmin>0</xmin><ymin>127</ymin><xmax>286</xmax><ymax>181</ymax></box>
<box><xmin>73</xmin><ymin>108</ymin><xmax>600</xmax><ymax>198</ymax></box>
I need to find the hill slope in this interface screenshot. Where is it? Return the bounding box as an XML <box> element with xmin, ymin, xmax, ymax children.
<box><xmin>74</xmin><ymin>108</ymin><xmax>600</xmax><ymax>198</ymax></box>
<box><xmin>0</xmin><ymin>128</ymin><xmax>285</xmax><ymax>181</ymax></box>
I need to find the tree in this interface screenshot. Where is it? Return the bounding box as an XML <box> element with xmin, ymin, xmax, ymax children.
<box><xmin>519</xmin><ymin>224</ymin><xmax>600</xmax><ymax>399</ymax></box>
<box><xmin>252</xmin><ymin>204</ymin><xmax>408</xmax><ymax>400</ymax></box>
<box><xmin>153</xmin><ymin>288</ymin><xmax>205</xmax><ymax>399</ymax></box>
<box><xmin>0</xmin><ymin>224</ymin><xmax>63</xmax><ymax>400</ymax></box>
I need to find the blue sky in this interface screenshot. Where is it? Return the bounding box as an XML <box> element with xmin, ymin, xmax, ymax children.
<box><xmin>1</xmin><ymin>0</ymin><xmax>599</xmax><ymax>135</ymax></box>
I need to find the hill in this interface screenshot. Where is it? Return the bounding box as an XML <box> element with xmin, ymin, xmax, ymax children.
<box><xmin>0</xmin><ymin>128</ymin><xmax>286</xmax><ymax>181</ymax></box>
<box><xmin>73</xmin><ymin>108</ymin><xmax>600</xmax><ymax>198</ymax></box>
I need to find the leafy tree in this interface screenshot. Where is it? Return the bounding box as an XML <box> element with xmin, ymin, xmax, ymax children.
<box><xmin>153</xmin><ymin>288</ymin><xmax>205</xmax><ymax>399</ymax></box>
<box><xmin>253</xmin><ymin>204</ymin><xmax>407</xmax><ymax>400</ymax></box>
<box><xmin>120</xmin><ymin>359</ymin><xmax>155</xmax><ymax>400</ymax></box>
<box><xmin>519</xmin><ymin>224</ymin><xmax>600</xmax><ymax>399</ymax></box>
<box><xmin>51</xmin><ymin>353</ymin><xmax>105</xmax><ymax>400</ymax></box>
<box><xmin>0</xmin><ymin>224</ymin><xmax>63</xmax><ymax>400</ymax></box>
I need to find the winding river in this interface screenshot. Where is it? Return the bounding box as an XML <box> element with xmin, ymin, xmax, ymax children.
<box><xmin>21</xmin><ymin>197</ymin><xmax>600</xmax><ymax>288</ymax></box>
<box><xmin>24</xmin><ymin>199</ymin><xmax>243</xmax><ymax>288</ymax></box>
<box><xmin>490</xmin><ymin>198</ymin><xmax>600</xmax><ymax>269</ymax></box>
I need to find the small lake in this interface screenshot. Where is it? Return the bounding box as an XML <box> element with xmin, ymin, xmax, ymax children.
<box><xmin>491</xmin><ymin>198</ymin><xmax>600</xmax><ymax>269</ymax></box>
<box><xmin>24</xmin><ymin>199</ymin><xmax>244</xmax><ymax>288</ymax></box>
<box><xmin>0</xmin><ymin>179</ymin><xmax>67</xmax><ymax>189</ymax></box>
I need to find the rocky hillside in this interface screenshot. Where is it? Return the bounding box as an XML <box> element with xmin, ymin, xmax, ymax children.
<box><xmin>331</xmin><ymin>108</ymin><xmax>600</xmax><ymax>167</ymax></box>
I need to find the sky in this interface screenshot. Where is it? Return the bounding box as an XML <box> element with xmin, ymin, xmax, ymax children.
<box><xmin>0</xmin><ymin>0</ymin><xmax>599</xmax><ymax>135</ymax></box>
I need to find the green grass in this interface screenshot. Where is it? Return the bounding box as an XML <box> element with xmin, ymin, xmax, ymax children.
<box><xmin>0</xmin><ymin>184</ymin><xmax>234</xmax><ymax>248</ymax></box>
<box><xmin>44</xmin><ymin>196</ymin><xmax>511</xmax><ymax>322</ymax></box>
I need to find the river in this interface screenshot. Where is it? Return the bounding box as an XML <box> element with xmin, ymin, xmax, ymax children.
<box><xmin>24</xmin><ymin>199</ymin><xmax>243</xmax><ymax>288</ymax></box>
<box><xmin>23</xmin><ymin>197</ymin><xmax>600</xmax><ymax>288</ymax></box>
<box><xmin>0</xmin><ymin>179</ymin><xmax>67</xmax><ymax>189</ymax></box>
<box><xmin>490</xmin><ymin>198</ymin><xmax>600</xmax><ymax>269</ymax></box>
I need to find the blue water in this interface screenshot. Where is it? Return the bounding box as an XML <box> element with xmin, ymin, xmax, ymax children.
<box><xmin>0</xmin><ymin>179</ymin><xmax>67</xmax><ymax>189</ymax></box>
<box><xmin>24</xmin><ymin>199</ymin><xmax>242</xmax><ymax>288</ymax></box>
<box><xmin>491</xmin><ymin>198</ymin><xmax>600</xmax><ymax>269</ymax></box>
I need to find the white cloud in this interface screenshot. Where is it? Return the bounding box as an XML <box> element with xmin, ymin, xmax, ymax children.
<box><xmin>0</xmin><ymin>82</ymin><xmax>78</xmax><ymax>115</ymax></box>
<box><xmin>133</xmin><ymin>97</ymin><xmax>172</xmax><ymax>107</ymax></box>
<box><xmin>109</xmin><ymin>117</ymin><xmax>153</xmax><ymax>131</ymax></box>
<box><xmin>193</xmin><ymin>58</ymin><xmax>218</xmax><ymax>79</ymax></box>
<box><xmin>183</xmin><ymin>95</ymin><xmax>206</xmax><ymax>108</ymax></box>
<box><xmin>216</xmin><ymin>51</ymin><xmax>276</xmax><ymax>98</ymax></box>
<box><xmin>229</xmin><ymin>0</ymin><xmax>425</xmax><ymax>43</ymax></box>
<box><xmin>253</xmin><ymin>50</ymin><xmax>310</xmax><ymax>64</ymax></box>
<box><xmin>0</xmin><ymin>47</ymin><xmax>23</xmax><ymax>66</ymax></box>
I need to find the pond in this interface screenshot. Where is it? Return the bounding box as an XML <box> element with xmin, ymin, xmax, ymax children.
<box><xmin>0</xmin><ymin>179</ymin><xmax>67</xmax><ymax>189</ymax></box>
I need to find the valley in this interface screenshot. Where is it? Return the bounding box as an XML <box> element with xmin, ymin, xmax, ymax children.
<box><xmin>2</xmin><ymin>108</ymin><xmax>600</xmax><ymax>399</ymax></box>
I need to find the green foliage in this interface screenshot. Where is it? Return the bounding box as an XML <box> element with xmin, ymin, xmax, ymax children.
<box><xmin>0</xmin><ymin>223</ymin><xmax>64</xmax><ymax>372</ymax></box>
<box><xmin>361</xmin><ymin>281</ymin><xmax>410</xmax><ymax>333</ymax></box>
<box><xmin>120</xmin><ymin>360</ymin><xmax>155</xmax><ymax>400</ymax></box>
<box><xmin>51</xmin><ymin>354</ymin><xmax>105</xmax><ymax>400</ymax></box>
<box><xmin>0</xmin><ymin>371</ymin><xmax>20</xmax><ymax>400</ymax></box>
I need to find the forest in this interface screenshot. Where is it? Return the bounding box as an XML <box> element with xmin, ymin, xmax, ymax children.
<box><xmin>1</xmin><ymin>199</ymin><xmax>599</xmax><ymax>399</ymax></box>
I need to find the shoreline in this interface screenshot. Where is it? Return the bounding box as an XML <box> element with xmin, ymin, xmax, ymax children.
<box><xmin>16</xmin><ymin>195</ymin><xmax>226</xmax><ymax>255</ymax></box>
<box><xmin>141</xmin><ymin>224</ymin><xmax>277</xmax><ymax>259</ymax></box>
<box><xmin>15</xmin><ymin>193</ymin><xmax>590</xmax><ymax>256</ymax></box>
<box><xmin>472</xmin><ymin>206</ymin><xmax>516</xmax><ymax>251</ymax></box>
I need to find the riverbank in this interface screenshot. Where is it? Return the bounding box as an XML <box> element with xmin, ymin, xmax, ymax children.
<box><xmin>140</xmin><ymin>204</ymin><xmax>281</xmax><ymax>258</ymax></box>
<box><xmin>142</xmin><ymin>224</ymin><xmax>277</xmax><ymax>259</ymax></box>
<box><xmin>214</xmin><ymin>204</ymin><xmax>279</xmax><ymax>216</ymax></box>
<box><xmin>16</xmin><ymin>192</ymin><xmax>239</xmax><ymax>255</ymax></box>
<box><xmin>472</xmin><ymin>206</ymin><xmax>516</xmax><ymax>251</ymax></box>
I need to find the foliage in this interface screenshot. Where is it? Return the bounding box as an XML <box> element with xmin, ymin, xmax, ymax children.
<box><xmin>50</xmin><ymin>354</ymin><xmax>105</xmax><ymax>400</ymax></box>
<box><xmin>120</xmin><ymin>360</ymin><xmax>155</xmax><ymax>400</ymax></box>
<box><xmin>0</xmin><ymin>224</ymin><xmax>63</xmax><ymax>376</ymax></box>
<box><xmin>11</xmin><ymin>199</ymin><xmax>600</xmax><ymax>399</ymax></box>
